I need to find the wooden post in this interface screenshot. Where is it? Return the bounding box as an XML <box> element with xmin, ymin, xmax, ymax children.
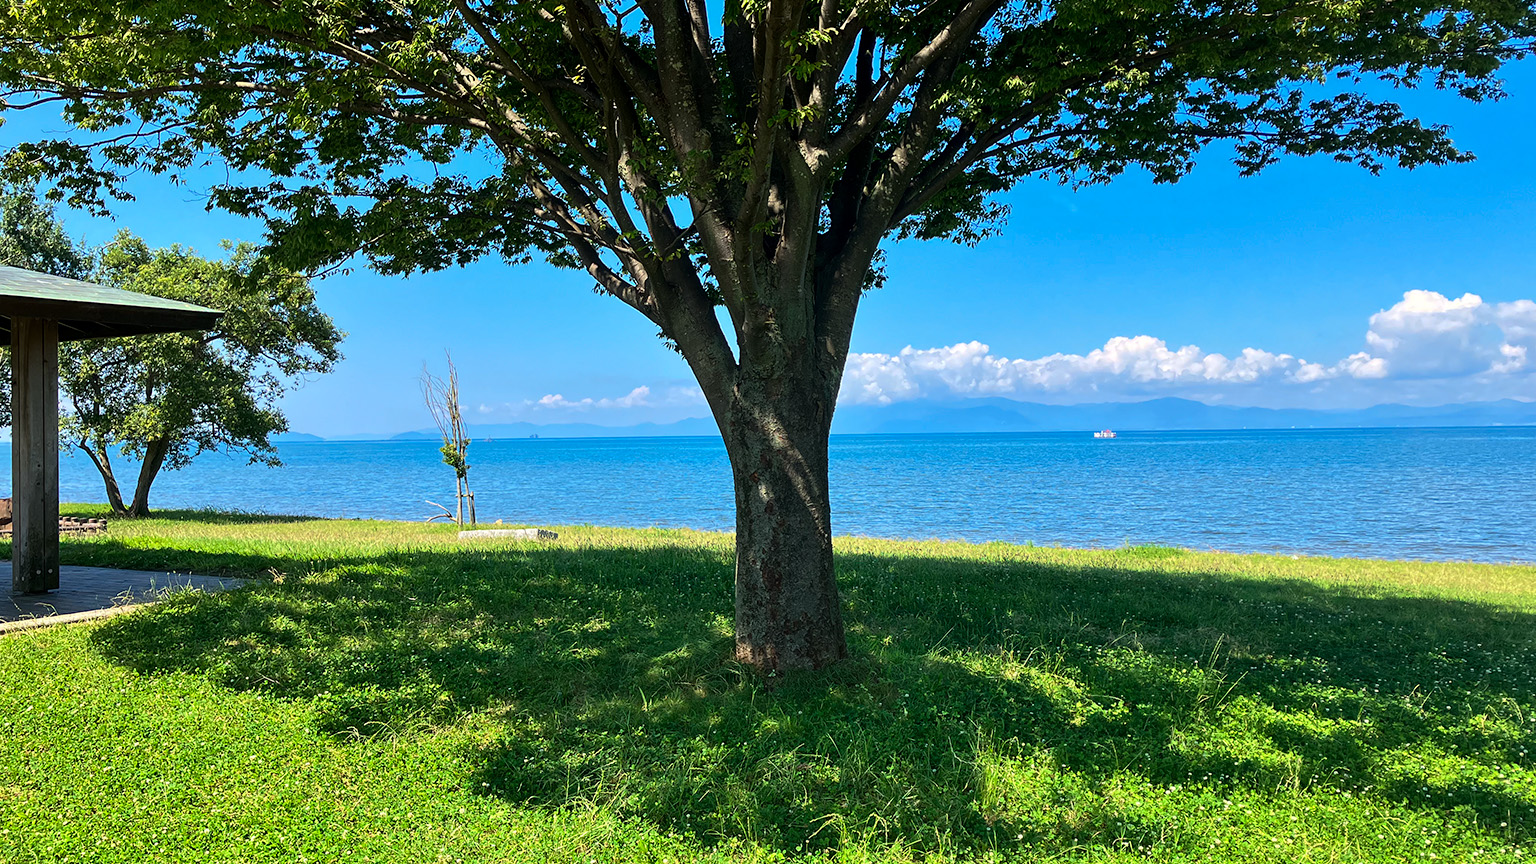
<box><xmin>11</xmin><ymin>316</ymin><xmax>59</xmax><ymax>594</ymax></box>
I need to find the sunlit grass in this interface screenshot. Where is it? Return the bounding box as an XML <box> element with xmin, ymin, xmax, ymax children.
<box><xmin>2</xmin><ymin>506</ymin><xmax>1534</xmax><ymax>862</ymax></box>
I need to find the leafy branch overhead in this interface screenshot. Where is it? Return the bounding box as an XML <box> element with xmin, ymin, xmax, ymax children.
<box><xmin>3</xmin><ymin>1</ymin><xmax>1529</xmax><ymax>379</ymax></box>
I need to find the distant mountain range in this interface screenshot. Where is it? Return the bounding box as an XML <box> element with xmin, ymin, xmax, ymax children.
<box><xmin>291</xmin><ymin>397</ymin><xmax>1536</xmax><ymax>442</ymax></box>
<box><xmin>831</xmin><ymin>396</ymin><xmax>1536</xmax><ymax>435</ymax></box>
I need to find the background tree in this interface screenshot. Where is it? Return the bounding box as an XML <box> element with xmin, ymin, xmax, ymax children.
<box><xmin>62</xmin><ymin>233</ymin><xmax>345</xmax><ymax>516</ymax></box>
<box><xmin>0</xmin><ymin>184</ymin><xmax>94</xmax><ymax>425</ymax></box>
<box><xmin>3</xmin><ymin>0</ymin><xmax>1531</xmax><ymax>669</ymax></box>
<box><xmin>0</xmin><ymin>183</ymin><xmax>91</xmax><ymax>282</ymax></box>
<box><xmin>422</xmin><ymin>353</ymin><xmax>475</xmax><ymax>527</ymax></box>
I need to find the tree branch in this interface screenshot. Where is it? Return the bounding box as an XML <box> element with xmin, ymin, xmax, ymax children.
<box><xmin>824</xmin><ymin>0</ymin><xmax>1004</xmax><ymax>164</ymax></box>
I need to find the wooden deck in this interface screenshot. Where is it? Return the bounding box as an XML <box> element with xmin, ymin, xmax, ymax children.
<box><xmin>0</xmin><ymin>562</ymin><xmax>243</xmax><ymax>634</ymax></box>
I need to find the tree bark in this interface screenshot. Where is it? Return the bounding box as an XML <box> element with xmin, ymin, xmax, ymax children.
<box><xmin>128</xmin><ymin>437</ymin><xmax>170</xmax><ymax>517</ymax></box>
<box><xmin>80</xmin><ymin>442</ymin><xmax>128</xmax><ymax>515</ymax></box>
<box><xmin>722</xmin><ymin>380</ymin><xmax>848</xmax><ymax>672</ymax></box>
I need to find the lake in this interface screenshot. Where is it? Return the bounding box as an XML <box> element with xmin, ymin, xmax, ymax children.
<box><xmin>4</xmin><ymin>426</ymin><xmax>1533</xmax><ymax>563</ymax></box>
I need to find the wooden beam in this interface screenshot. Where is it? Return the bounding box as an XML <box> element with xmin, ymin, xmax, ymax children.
<box><xmin>11</xmin><ymin>316</ymin><xmax>59</xmax><ymax>594</ymax></box>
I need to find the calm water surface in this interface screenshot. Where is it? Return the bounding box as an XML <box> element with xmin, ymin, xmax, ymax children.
<box><xmin>4</xmin><ymin>427</ymin><xmax>1532</xmax><ymax>563</ymax></box>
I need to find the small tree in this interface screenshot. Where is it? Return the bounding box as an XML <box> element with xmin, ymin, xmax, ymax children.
<box><xmin>63</xmin><ymin>232</ymin><xmax>343</xmax><ymax>516</ymax></box>
<box><xmin>422</xmin><ymin>354</ymin><xmax>474</xmax><ymax>527</ymax></box>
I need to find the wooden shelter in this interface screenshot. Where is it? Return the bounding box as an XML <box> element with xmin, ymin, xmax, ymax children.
<box><xmin>0</xmin><ymin>265</ymin><xmax>222</xmax><ymax>595</ymax></box>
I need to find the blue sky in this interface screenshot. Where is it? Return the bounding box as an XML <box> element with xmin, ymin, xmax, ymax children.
<box><xmin>3</xmin><ymin>64</ymin><xmax>1534</xmax><ymax>438</ymax></box>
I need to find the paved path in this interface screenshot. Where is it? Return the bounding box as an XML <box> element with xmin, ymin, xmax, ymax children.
<box><xmin>0</xmin><ymin>563</ymin><xmax>244</xmax><ymax>634</ymax></box>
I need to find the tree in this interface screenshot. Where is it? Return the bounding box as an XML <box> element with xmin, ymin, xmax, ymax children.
<box><xmin>0</xmin><ymin>183</ymin><xmax>91</xmax><ymax>282</ymax></box>
<box><xmin>422</xmin><ymin>353</ymin><xmax>476</xmax><ymax>527</ymax></box>
<box><xmin>59</xmin><ymin>233</ymin><xmax>345</xmax><ymax>516</ymax></box>
<box><xmin>0</xmin><ymin>184</ymin><xmax>94</xmax><ymax>425</ymax></box>
<box><xmin>2</xmin><ymin>0</ymin><xmax>1531</xmax><ymax>669</ymax></box>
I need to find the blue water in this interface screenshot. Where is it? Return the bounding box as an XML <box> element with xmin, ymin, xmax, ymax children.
<box><xmin>3</xmin><ymin>427</ymin><xmax>1534</xmax><ymax>563</ymax></box>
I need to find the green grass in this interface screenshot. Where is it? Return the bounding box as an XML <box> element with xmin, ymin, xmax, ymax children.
<box><xmin>3</xmin><ymin>507</ymin><xmax>1536</xmax><ymax>862</ymax></box>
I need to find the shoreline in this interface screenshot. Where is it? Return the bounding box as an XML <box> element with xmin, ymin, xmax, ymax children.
<box><xmin>40</xmin><ymin>505</ymin><xmax>1536</xmax><ymax>575</ymax></box>
<box><xmin>38</xmin><ymin>503</ymin><xmax>1536</xmax><ymax>570</ymax></box>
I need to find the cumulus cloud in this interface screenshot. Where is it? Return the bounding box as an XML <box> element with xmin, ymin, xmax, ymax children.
<box><xmin>1363</xmin><ymin>290</ymin><xmax>1536</xmax><ymax>378</ymax></box>
<box><xmin>842</xmin><ymin>339</ymin><xmax>1382</xmax><ymax>405</ymax></box>
<box><xmin>474</xmin><ymin>291</ymin><xmax>1534</xmax><ymax>420</ymax></box>
<box><xmin>840</xmin><ymin>290</ymin><xmax>1536</xmax><ymax>406</ymax></box>
<box><xmin>1364</xmin><ymin>291</ymin><xmax>1490</xmax><ymax>376</ymax></box>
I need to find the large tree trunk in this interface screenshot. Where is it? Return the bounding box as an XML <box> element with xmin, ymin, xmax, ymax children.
<box><xmin>80</xmin><ymin>442</ymin><xmax>128</xmax><ymax>515</ymax></box>
<box><xmin>127</xmin><ymin>437</ymin><xmax>170</xmax><ymax>517</ymax></box>
<box><xmin>633</xmin><ymin>128</ymin><xmax>874</xmax><ymax>675</ymax></box>
<box><xmin>721</xmin><ymin>373</ymin><xmax>848</xmax><ymax>672</ymax></box>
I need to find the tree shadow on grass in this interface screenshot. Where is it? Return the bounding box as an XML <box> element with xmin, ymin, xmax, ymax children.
<box><xmin>85</xmin><ymin>538</ymin><xmax>1536</xmax><ymax>856</ymax></box>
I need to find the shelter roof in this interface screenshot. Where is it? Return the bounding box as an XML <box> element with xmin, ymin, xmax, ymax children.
<box><xmin>0</xmin><ymin>265</ymin><xmax>222</xmax><ymax>345</ymax></box>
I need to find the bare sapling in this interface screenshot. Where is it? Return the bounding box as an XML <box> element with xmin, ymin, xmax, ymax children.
<box><xmin>422</xmin><ymin>353</ymin><xmax>474</xmax><ymax>526</ymax></box>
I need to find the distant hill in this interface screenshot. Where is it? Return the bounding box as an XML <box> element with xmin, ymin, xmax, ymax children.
<box><xmin>271</xmin><ymin>431</ymin><xmax>325</xmax><ymax>443</ymax></box>
<box><xmin>297</xmin><ymin>397</ymin><xmax>1536</xmax><ymax>441</ymax></box>
<box><xmin>829</xmin><ymin>397</ymin><xmax>1536</xmax><ymax>434</ymax></box>
<box><xmin>838</xmin><ymin>396</ymin><xmax>1536</xmax><ymax>434</ymax></box>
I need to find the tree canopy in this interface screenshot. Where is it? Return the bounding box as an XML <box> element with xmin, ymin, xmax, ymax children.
<box><xmin>3</xmin><ymin>0</ymin><xmax>1530</xmax><ymax>668</ymax></box>
<box><xmin>4</xmin><ymin>2</ymin><xmax>1528</xmax><ymax>316</ymax></box>
<box><xmin>0</xmin><ymin>181</ymin><xmax>90</xmax><ymax>281</ymax></box>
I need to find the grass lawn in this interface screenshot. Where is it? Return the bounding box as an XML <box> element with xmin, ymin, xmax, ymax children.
<box><xmin>3</xmin><ymin>508</ymin><xmax>1536</xmax><ymax>862</ymax></box>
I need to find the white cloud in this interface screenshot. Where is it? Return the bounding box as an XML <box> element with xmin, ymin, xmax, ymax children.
<box><xmin>840</xmin><ymin>290</ymin><xmax>1536</xmax><ymax>406</ymax></box>
<box><xmin>1494</xmin><ymin>299</ymin><xmax>1536</xmax><ymax>374</ymax></box>
<box><xmin>535</xmin><ymin>385</ymin><xmax>655</xmax><ymax>412</ymax></box>
<box><xmin>841</xmin><ymin>339</ymin><xmax>1380</xmax><ymax>405</ymax></box>
<box><xmin>470</xmin><ymin>291</ymin><xmax>1534</xmax><ymax>422</ymax></box>
<box><xmin>475</xmin><ymin>384</ymin><xmax>707</xmax><ymax>424</ymax></box>
<box><xmin>1364</xmin><ymin>290</ymin><xmax>1492</xmax><ymax>376</ymax></box>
